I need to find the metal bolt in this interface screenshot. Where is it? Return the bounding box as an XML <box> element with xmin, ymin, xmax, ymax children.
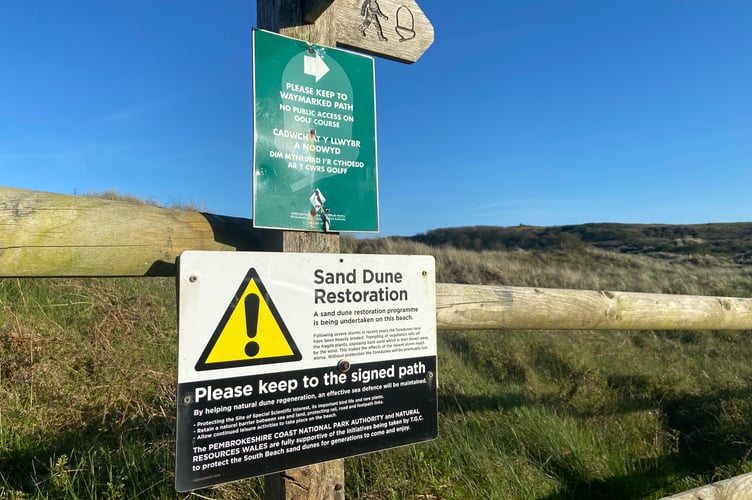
<box><xmin>189</xmin><ymin>275</ymin><xmax>197</xmax><ymax>283</ymax></box>
<box><xmin>337</xmin><ymin>359</ymin><xmax>351</xmax><ymax>373</ymax></box>
<box><xmin>183</xmin><ymin>395</ymin><xmax>192</xmax><ymax>404</ymax></box>
<box><xmin>427</xmin><ymin>371</ymin><xmax>434</xmax><ymax>380</ymax></box>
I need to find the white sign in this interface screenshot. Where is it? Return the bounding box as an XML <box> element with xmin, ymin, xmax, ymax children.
<box><xmin>175</xmin><ymin>251</ymin><xmax>437</xmax><ymax>491</ymax></box>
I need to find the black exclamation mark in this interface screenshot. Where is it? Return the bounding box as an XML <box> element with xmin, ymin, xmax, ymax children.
<box><xmin>245</xmin><ymin>294</ymin><xmax>260</xmax><ymax>357</ymax></box>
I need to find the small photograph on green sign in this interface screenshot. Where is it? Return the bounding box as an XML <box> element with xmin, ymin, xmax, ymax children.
<box><xmin>252</xmin><ymin>29</ymin><xmax>379</xmax><ymax>232</ymax></box>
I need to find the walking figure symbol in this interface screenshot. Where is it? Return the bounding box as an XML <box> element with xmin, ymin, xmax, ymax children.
<box><xmin>359</xmin><ymin>0</ymin><xmax>388</xmax><ymax>41</ymax></box>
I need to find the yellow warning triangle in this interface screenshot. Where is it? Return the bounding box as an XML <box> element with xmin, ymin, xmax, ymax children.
<box><xmin>195</xmin><ymin>268</ymin><xmax>301</xmax><ymax>371</ymax></box>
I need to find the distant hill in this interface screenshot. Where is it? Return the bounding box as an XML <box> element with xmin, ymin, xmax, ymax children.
<box><xmin>408</xmin><ymin>223</ymin><xmax>752</xmax><ymax>263</ymax></box>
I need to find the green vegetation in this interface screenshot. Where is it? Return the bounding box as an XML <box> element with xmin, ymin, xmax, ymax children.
<box><xmin>2</xmin><ymin>228</ymin><xmax>752</xmax><ymax>498</ymax></box>
<box><xmin>407</xmin><ymin>223</ymin><xmax>752</xmax><ymax>263</ymax></box>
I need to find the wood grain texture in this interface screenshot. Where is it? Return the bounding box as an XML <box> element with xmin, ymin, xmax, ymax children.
<box><xmin>264</xmin><ymin>461</ymin><xmax>345</xmax><ymax>500</ymax></box>
<box><xmin>436</xmin><ymin>283</ymin><xmax>752</xmax><ymax>331</ymax></box>
<box><xmin>0</xmin><ymin>186</ymin><xmax>281</xmax><ymax>276</ymax></box>
<box><xmin>335</xmin><ymin>0</ymin><xmax>433</xmax><ymax>63</ymax></box>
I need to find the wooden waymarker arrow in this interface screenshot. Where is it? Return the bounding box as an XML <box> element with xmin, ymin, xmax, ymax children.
<box><xmin>335</xmin><ymin>0</ymin><xmax>434</xmax><ymax>63</ymax></box>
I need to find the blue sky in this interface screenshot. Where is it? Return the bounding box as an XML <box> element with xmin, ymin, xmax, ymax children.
<box><xmin>2</xmin><ymin>1</ymin><xmax>750</xmax><ymax>236</ymax></box>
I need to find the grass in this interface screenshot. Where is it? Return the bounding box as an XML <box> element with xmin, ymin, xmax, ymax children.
<box><xmin>2</xmin><ymin>240</ymin><xmax>752</xmax><ymax>498</ymax></box>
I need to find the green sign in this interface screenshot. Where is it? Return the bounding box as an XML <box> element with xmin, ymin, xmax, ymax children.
<box><xmin>252</xmin><ymin>29</ymin><xmax>379</xmax><ymax>232</ymax></box>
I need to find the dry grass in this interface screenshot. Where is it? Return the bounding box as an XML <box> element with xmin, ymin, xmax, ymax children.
<box><xmin>343</xmin><ymin>236</ymin><xmax>752</xmax><ymax>296</ymax></box>
<box><xmin>1</xmin><ymin>237</ymin><xmax>751</xmax><ymax>498</ymax></box>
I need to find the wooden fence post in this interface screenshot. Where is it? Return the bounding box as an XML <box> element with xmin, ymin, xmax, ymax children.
<box><xmin>256</xmin><ymin>1</ymin><xmax>344</xmax><ymax>499</ymax></box>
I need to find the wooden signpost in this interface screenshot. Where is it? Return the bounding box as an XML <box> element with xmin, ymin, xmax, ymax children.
<box><xmin>256</xmin><ymin>4</ymin><xmax>342</xmax><ymax>498</ymax></box>
<box><xmin>335</xmin><ymin>0</ymin><xmax>434</xmax><ymax>63</ymax></box>
<box><xmin>255</xmin><ymin>1</ymin><xmax>433</xmax><ymax>498</ymax></box>
<box><xmin>300</xmin><ymin>0</ymin><xmax>434</xmax><ymax>63</ymax></box>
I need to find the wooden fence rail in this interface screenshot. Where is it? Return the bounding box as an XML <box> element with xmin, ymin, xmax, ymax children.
<box><xmin>4</xmin><ymin>186</ymin><xmax>752</xmax><ymax>499</ymax></box>
<box><xmin>3</xmin><ymin>186</ymin><xmax>752</xmax><ymax>332</ymax></box>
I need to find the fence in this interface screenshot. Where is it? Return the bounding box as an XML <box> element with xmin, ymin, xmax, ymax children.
<box><xmin>2</xmin><ymin>186</ymin><xmax>751</xmax><ymax>498</ymax></box>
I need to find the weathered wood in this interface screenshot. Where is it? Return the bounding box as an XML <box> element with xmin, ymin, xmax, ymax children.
<box><xmin>4</xmin><ymin>187</ymin><xmax>752</xmax><ymax>332</ymax></box>
<box><xmin>281</xmin><ymin>230</ymin><xmax>340</xmax><ymax>253</ymax></box>
<box><xmin>257</xmin><ymin>1</ymin><xmax>345</xmax><ymax>498</ymax></box>
<box><xmin>335</xmin><ymin>0</ymin><xmax>434</xmax><ymax>63</ymax></box>
<box><xmin>662</xmin><ymin>471</ymin><xmax>752</xmax><ymax>499</ymax></box>
<box><xmin>0</xmin><ymin>186</ymin><xmax>282</xmax><ymax>277</ymax></box>
<box><xmin>436</xmin><ymin>283</ymin><xmax>752</xmax><ymax>331</ymax></box>
<box><xmin>264</xmin><ymin>461</ymin><xmax>344</xmax><ymax>500</ymax></box>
